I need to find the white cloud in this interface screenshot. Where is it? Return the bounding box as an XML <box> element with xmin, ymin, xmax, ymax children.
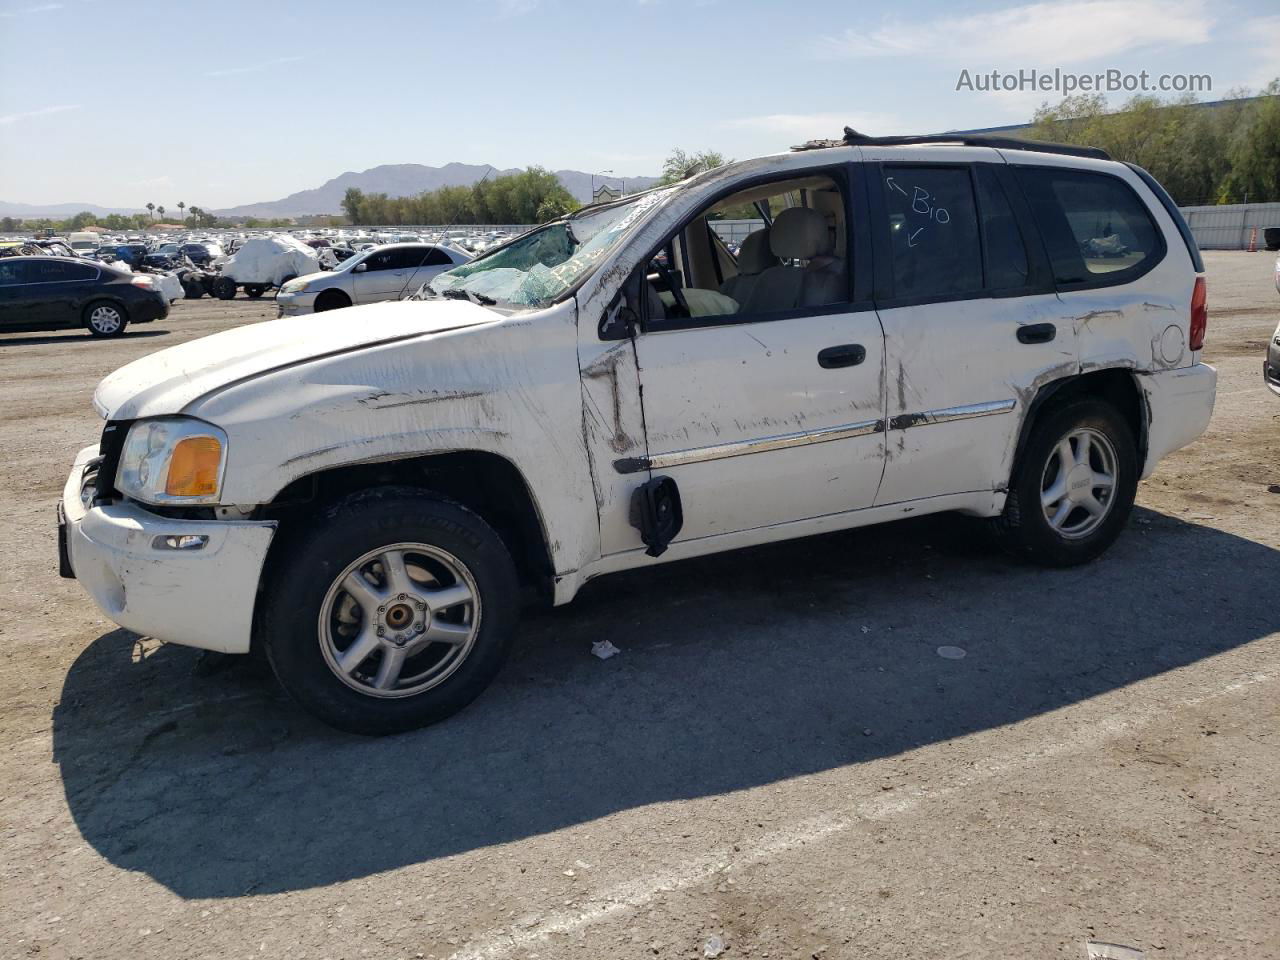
<box><xmin>820</xmin><ymin>0</ymin><xmax>1213</xmax><ymax>66</ymax></box>
<box><xmin>495</xmin><ymin>0</ymin><xmax>539</xmax><ymax>16</ymax></box>
<box><xmin>1242</xmin><ymin>16</ymin><xmax>1280</xmax><ymax>90</ymax></box>
<box><xmin>0</xmin><ymin>103</ymin><xmax>80</xmax><ymax>125</ymax></box>
<box><xmin>204</xmin><ymin>55</ymin><xmax>304</xmax><ymax>78</ymax></box>
<box><xmin>0</xmin><ymin>3</ymin><xmax>63</xmax><ymax>17</ymax></box>
<box><xmin>724</xmin><ymin>112</ymin><xmax>902</xmax><ymax>139</ymax></box>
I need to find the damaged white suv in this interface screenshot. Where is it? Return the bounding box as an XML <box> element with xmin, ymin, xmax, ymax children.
<box><xmin>59</xmin><ymin>132</ymin><xmax>1216</xmax><ymax>734</ymax></box>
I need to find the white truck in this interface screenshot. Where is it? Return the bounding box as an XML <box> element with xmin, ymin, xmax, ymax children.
<box><xmin>59</xmin><ymin>134</ymin><xmax>1216</xmax><ymax>734</ymax></box>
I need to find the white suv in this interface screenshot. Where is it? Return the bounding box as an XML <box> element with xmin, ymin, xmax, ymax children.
<box><xmin>59</xmin><ymin>133</ymin><xmax>1216</xmax><ymax>734</ymax></box>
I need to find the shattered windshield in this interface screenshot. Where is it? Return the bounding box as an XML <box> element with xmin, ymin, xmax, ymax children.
<box><xmin>424</xmin><ymin>188</ymin><xmax>674</xmax><ymax>308</ymax></box>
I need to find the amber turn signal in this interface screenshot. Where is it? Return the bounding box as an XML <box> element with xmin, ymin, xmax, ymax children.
<box><xmin>165</xmin><ymin>436</ymin><xmax>222</xmax><ymax>497</ymax></box>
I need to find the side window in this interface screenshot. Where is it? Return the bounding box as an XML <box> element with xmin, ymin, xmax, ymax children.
<box><xmin>364</xmin><ymin>250</ymin><xmax>398</xmax><ymax>271</ymax></box>
<box><xmin>882</xmin><ymin>166</ymin><xmax>982</xmax><ymax>299</ymax></box>
<box><xmin>1016</xmin><ymin>167</ymin><xmax>1161</xmax><ymax>285</ymax></box>
<box><xmin>642</xmin><ymin>171</ymin><xmax>851</xmax><ymax>327</ymax></box>
<box><xmin>0</xmin><ymin>260</ymin><xmax>29</xmax><ymax>285</ymax></box>
<box><xmin>29</xmin><ymin>260</ymin><xmax>95</xmax><ymax>283</ymax></box>
<box><xmin>975</xmin><ymin>166</ymin><xmax>1030</xmax><ymax>290</ymax></box>
<box><xmin>423</xmin><ymin>247</ymin><xmax>453</xmax><ymax>267</ymax></box>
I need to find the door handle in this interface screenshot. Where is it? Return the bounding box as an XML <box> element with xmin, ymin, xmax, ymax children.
<box><xmin>1017</xmin><ymin>323</ymin><xmax>1056</xmax><ymax>344</ymax></box>
<box><xmin>817</xmin><ymin>344</ymin><xmax>866</xmax><ymax>368</ymax></box>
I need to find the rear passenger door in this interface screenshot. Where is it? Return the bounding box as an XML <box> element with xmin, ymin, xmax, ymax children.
<box><xmin>864</xmin><ymin>151</ymin><xmax>1077</xmax><ymax>504</ymax></box>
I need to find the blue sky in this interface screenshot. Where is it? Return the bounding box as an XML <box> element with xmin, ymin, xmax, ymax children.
<box><xmin>1</xmin><ymin>0</ymin><xmax>1276</xmax><ymax>209</ymax></box>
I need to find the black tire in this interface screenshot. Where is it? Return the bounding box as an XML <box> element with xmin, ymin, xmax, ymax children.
<box><xmin>244</xmin><ymin>284</ymin><xmax>266</xmax><ymax>299</ymax></box>
<box><xmin>182</xmin><ymin>280</ymin><xmax>204</xmax><ymax>299</ymax></box>
<box><xmin>263</xmin><ymin>488</ymin><xmax>520</xmax><ymax>735</ymax></box>
<box><xmin>214</xmin><ymin>277</ymin><xmax>237</xmax><ymax>300</ymax></box>
<box><xmin>314</xmin><ymin>289</ymin><xmax>351</xmax><ymax>313</ymax></box>
<box><xmin>992</xmin><ymin>398</ymin><xmax>1137</xmax><ymax>567</ymax></box>
<box><xmin>83</xmin><ymin>300</ymin><xmax>129</xmax><ymax>338</ymax></box>
<box><xmin>1264</xmin><ymin>227</ymin><xmax>1280</xmax><ymax>252</ymax></box>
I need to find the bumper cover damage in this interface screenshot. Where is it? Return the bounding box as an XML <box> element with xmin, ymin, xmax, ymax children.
<box><xmin>60</xmin><ymin>444</ymin><xmax>276</xmax><ymax>654</ymax></box>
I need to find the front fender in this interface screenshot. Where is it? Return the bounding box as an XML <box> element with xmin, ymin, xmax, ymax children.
<box><xmin>186</xmin><ymin>300</ymin><xmax>601</xmax><ymax>578</ymax></box>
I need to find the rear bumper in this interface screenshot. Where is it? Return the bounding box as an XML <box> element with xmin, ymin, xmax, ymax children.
<box><xmin>61</xmin><ymin>444</ymin><xmax>275</xmax><ymax>654</ymax></box>
<box><xmin>1138</xmin><ymin>362</ymin><xmax>1217</xmax><ymax>479</ymax></box>
<box><xmin>129</xmin><ymin>291</ymin><xmax>168</xmax><ymax>324</ymax></box>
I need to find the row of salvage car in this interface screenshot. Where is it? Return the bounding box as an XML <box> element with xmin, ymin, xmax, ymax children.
<box><xmin>0</xmin><ymin>231</ymin><xmax>478</xmax><ymax>337</ymax></box>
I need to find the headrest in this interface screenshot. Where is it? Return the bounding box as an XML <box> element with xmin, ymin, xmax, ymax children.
<box><xmin>736</xmin><ymin>229</ymin><xmax>778</xmax><ymax>276</ymax></box>
<box><xmin>770</xmin><ymin>207</ymin><xmax>833</xmax><ymax>261</ymax></box>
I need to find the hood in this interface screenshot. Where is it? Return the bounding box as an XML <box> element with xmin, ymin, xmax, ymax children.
<box><xmin>94</xmin><ymin>299</ymin><xmax>499</xmax><ymax>420</ymax></box>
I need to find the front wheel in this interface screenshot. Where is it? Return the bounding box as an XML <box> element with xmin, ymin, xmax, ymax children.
<box><xmin>213</xmin><ymin>277</ymin><xmax>237</xmax><ymax>300</ymax></box>
<box><xmin>84</xmin><ymin>300</ymin><xmax>129</xmax><ymax>337</ymax></box>
<box><xmin>244</xmin><ymin>284</ymin><xmax>266</xmax><ymax>299</ymax></box>
<box><xmin>993</xmin><ymin>398</ymin><xmax>1138</xmax><ymax>567</ymax></box>
<box><xmin>263</xmin><ymin>489</ymin><xmax>520</xmax><ymax>735</ymax></box>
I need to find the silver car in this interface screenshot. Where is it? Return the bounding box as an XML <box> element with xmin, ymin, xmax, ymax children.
<box><xmin>276</xmin><ymin>243</ymin><xmax>471</xmax><ymax>316</ymax></box>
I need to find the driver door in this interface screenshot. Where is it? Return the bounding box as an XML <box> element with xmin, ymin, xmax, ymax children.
<box><xmin>629</xmin><ymin>166</ymin><xmax>887</xmax><ymax>544</ymax></box>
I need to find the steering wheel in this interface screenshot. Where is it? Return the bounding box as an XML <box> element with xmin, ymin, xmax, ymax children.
<box><xmin>653</xmin><ymin>260</ymin><xmax>691</xmax><ymax>318</ymax></box>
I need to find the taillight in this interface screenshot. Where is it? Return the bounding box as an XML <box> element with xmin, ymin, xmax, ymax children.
<box><xmin>1189</xmin><ymin>276</ymin><xmax>1207</xmax><ymax>352</ymax></box>
<box><xmin>130</xmin><ymin>275</ymin><xmax>154</xmax><ymax>288</ymax></box>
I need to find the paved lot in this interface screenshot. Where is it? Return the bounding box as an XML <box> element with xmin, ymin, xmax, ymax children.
<box><xmin>2</xmin><ymin>256</ymin><xmax>1278</xmax><ymax>960</ymax></box>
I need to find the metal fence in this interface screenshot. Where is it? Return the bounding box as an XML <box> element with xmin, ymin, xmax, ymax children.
<box><xmin>1177</xmin><ymin>203</ymin><xmax>1280</xmax><ymax>251</ymax></box>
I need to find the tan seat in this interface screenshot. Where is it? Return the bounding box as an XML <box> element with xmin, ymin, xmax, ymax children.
<box><xmin>741</xmin><ymin>207</ymin><xmax>846</xmax><ymax>314</ymax></box>
<box><xmin>719</xmin><ymin>228</ymin><xmax>777</xmax><ymax>307</ymax></box>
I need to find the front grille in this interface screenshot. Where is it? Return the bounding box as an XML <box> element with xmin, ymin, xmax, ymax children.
<box><xmin>93</xmin><ymin>420</ymin><xmax>132</xmax><ymax>502</ymax></box>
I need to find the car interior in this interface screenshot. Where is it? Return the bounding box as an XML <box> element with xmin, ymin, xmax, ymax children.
<box><xmin>643</xmin><ymin>173</ymin><xmax>850</xmax><ymax>324</ymax></box>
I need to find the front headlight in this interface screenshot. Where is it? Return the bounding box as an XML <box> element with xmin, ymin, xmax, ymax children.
<box><xmin>280</xmin><ymin>279</ymin><xmax>309</xmax><ymax>295</ymax></box>
<box><xmin>115</xmin><ymin>417</ymin><xmax>228</xmax><ymax>505</ymax></box>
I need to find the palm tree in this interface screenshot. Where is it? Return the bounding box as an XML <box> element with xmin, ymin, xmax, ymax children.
<box><xmin>178</xmin><ymin>201</ymin><xmax>185</xmax><ymax>221</ymax></box>
<box><xmin>157</xmin><ymin>205</ymin><xmax>166</xmax><ymax>221</ymax></box>
<box><xmin>146</xmin><ymin>202</ymin><xmax>155</xmax><ymax>220</ymax></box>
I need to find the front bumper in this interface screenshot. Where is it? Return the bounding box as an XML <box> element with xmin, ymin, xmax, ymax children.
<box><xmin>275</xmin><ymin>289</ymin><xmax>320</xmax><ymax>317</ymax></box>
<box><xmin>60</xmin><ymin>444</ymin><xmax>276</xmax><ymax>654</ymax></box>
<box><xmin>1138</xmin><ymin>362</ymin><xmax>1217</xmax><ymax>479</ymax></box>
<box><xmin>1266</xmin><ymin>332</ymin><xmax>1280</xmax><ymax>398</ymax></box>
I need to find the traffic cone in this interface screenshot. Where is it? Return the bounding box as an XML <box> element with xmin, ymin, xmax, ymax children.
<box><xmin>1248</xmin><ymin>227</ymin><xmax>1258</xmax><ymax>252</ymax></box>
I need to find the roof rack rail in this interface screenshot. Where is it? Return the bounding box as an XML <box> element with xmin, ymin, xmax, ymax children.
<box><xmin>792</xmin><ymin>127</ymin><xmax>1111</xmax><ymax>161</ymax></box>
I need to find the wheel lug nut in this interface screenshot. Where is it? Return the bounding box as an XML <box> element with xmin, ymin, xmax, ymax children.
<box><xmin>376</xmin><ymin>627</ymin><xmax>384</xmax><ymax>636</ymax></box>
<box><xmin>398</xmin><ymin>593</ymin><xmax>407</xmax><ymax>600</ymax></box>
<box><xmin>378</xmin><ymin>605</ymin><xmax>386</xmax><ymax>613</ymax></box>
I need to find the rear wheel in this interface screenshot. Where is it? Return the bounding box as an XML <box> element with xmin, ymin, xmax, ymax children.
<box><xmin>214</xmin><ymin>277</ymin><xmax>237</xmax><ymax>300</ymax></box>
<box><xmin>314</xmin><ymin>289</ymin><xmax>351</xmax><ymax>312</ymax></box>
<box><xmin>263</xmin><ymin>489</ymin><xmax>520</xmax><ymax>735</ymax></box>
<box><xmin>244</xmin><ymin>284</ymin><xmax>266</xmax><ymax>299</ymax></box>
<box><xmin>83</xmin><ymin>300</ymin><xmax>128</xmax><ymax>337</ymax></box>
<box><xmin>993</xmin><ymin>398</ymin><xmax>1137</xmax><ymax>566</ymax></box>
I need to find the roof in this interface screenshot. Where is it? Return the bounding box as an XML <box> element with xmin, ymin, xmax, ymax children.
<box><xmin>792</xmin><ymin>127</ymin><xmax>1109</xmax><ymax>161</ymax></box>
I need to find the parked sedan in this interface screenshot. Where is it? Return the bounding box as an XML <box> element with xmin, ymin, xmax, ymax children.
<box><xmin>276</xmin><ymin>243</ymin><xmax>471</xmax><ymax>316</ymax></box>
<box><xmin>0</xmin><ymin>256</ymin><xmax>168</xmax><ymax>338</ymax></box>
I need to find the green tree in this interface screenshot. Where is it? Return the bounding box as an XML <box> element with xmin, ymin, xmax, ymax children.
<box><xmin>157</xmin><ymin>205</ymin><xmax>166</xmax><ymax>221</ymax></box>
<box><xmin>67</xmin><ymin>210</ymin><xmax>98</xmax><ymax>229</ymax></box>
<box><xmin>145</xmin><ymin>202</ymin><xmax>155</xmax><ymax>220</ymax></box>
<box><xmin>659</xmin><ymin>148</ymin><xmax>729</xmax><ymax>185</ymax></box>
<box><xmin>341</xmin><ymin>187</ymin><xmax>365</xmax><ymax>224</ymax></box>
<box><xmin>178</xmin><ymin>201</ymin><xmax>186</xmax><ymax>221</ymax></box>
<box><xmin>1220</xmin><ymin>80</ymin><xmax>1280</xmax><ymax>203</ymax></box>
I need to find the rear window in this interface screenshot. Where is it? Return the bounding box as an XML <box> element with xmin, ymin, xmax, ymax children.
<box><xmin>1016</xmin><ymin>167</ymin><xmax>1163</xmax><ymax>286</ymax></box>
<box><xmin>881</xmin><ymin>165</ymin><xmax>983</xmax><ymax>299</ymax></box>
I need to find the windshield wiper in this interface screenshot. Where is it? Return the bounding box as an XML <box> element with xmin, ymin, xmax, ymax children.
<box><xmin>441</xmin><ymin>287</ymin><xmax>497</xmax><ymax>306</ymax></box>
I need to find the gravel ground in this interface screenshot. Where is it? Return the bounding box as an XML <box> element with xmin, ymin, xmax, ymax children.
<box><xmin>2</xmin><ymin>255</ymin><xmax>1278</xmax><ymax>960</ymax></box>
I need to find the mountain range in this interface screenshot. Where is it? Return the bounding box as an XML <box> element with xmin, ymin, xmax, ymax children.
<box><xmin>214</xmin><ymin>164</ymin><xmax>661</xmax><ymax>218</ymax></box>
<box><xmin>0</xmin><ymin>164</ymin><xmax>661</xmax><ymax>220</ymax></box>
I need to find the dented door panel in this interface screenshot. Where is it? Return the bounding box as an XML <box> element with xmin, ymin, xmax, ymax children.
<box><xmin>876</xmin><ymin>291</ymin><xmax>1077</xmax><ymax>505</ymax></box>
<box><xmin>631</xmin><ymin>312</ymin><xmax>887</xmax><ymax>543</ymax></box>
